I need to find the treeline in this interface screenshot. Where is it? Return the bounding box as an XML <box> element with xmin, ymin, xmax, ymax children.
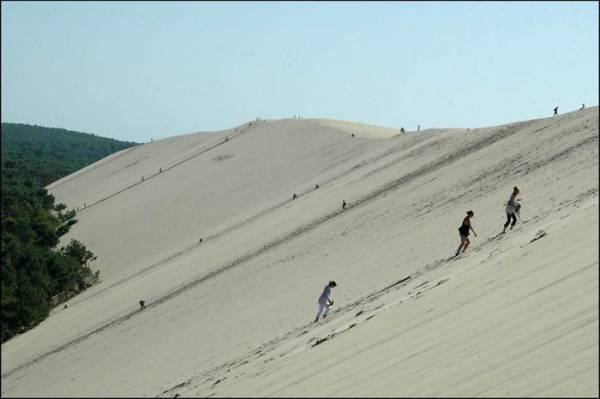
<box><xmin>1</xmin><ymin>123</ymin><xmax>138</xmax><ymax>343</ymax></box>
<box><xmin>1</xmin><ymin>123</ymin><xmax>137</xmax><ymax>186</ymax></box>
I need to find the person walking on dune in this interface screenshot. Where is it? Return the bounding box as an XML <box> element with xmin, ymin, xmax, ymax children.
<box><xmin>456</xmin><ymin>210</ymin><xmax>477</xmax><ymax>256</ymax></box>
<box><xmin>502</xmin><ymin>186</ymin><xmax>521</xmax><ymax>233</ymax></box>
<box><xmin>554</xmin><ymin>106</ymin><xmax>558</xmax><ymax>116</ymax></box>
<box><xmin>314</xmin><ymin>281</ymin><xmax>337</xmax><ymax>322</ymax></box>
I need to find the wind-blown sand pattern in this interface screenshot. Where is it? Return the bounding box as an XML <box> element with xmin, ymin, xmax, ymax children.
<box><xmin>1</xmin><ymin>108</ymin><xmax>598</xmax><ymax>397</ymax></box>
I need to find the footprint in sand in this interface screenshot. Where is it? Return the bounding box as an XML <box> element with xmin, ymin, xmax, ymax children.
<box><xmin>312</xmin><ymin>337</ymin><xmax>329</xmax><ymax>347</ymax></box>
<box><xmin>530</xmin><ymin>230</ymin><xmax>547</xmax><ymax>243</ymax></box>
<box><xmin>414</xmin><ymin>281</ymin><xmax>428</xmax><ymax>289</ymax></box>
<box><xmin>436</xmin><ymin>279</ymin><xmax>450</xmax><ymax>286</ymax></box>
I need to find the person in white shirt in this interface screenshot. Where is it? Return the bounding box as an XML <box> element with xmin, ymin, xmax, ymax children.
<box><xmin>314</xmin><ymin>281</ymin><xmax>337</xmax><ymax>322</ymax></box>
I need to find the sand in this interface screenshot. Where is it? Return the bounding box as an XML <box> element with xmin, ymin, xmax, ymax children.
<box><xmin>1</xmin><ymin>107</ymin><xmax>597</xmax><ymax>397</ymax></box>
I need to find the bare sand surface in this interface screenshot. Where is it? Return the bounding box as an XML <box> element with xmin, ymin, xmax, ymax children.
<box><xmin>1</xmin><ymin>108</ymin><xmax>597</xmax><ymax>397</ymax></box>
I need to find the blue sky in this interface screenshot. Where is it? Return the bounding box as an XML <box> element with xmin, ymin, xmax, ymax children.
<box><xmin>1</xmin><ymin>1</ymin><xmax>598</xmax><ymax>142</ymax></box>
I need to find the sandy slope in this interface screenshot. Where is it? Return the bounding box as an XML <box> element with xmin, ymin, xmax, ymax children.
<box><xmin>1</xmin><ymin>108</ymin><xmax>597</xmax><ymax>397</ymax></box>
<box><xmin>201</xmin><ymin>197</ymin><xmax>598</xmax><ymax>397</ymax></box>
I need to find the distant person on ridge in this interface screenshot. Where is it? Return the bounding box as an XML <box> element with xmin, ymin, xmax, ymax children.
<box><xmin>581</xmin><ymin>104</ymin><xmax>585</xmax><ymax>110</ymax></box>
<box><xmin>554</xmin><ymin>106</ymin><xmax>558</xmax><ymax>116</ymax></box>
<box><xmin>502</xmin><ymin>186</ymin><xmax>521</xmax><ymax>233</ymax></box>
<box><xmin>342</xmin><ymin>200</ymin><xmax>346</xmax><ymax>209</ymax></box>
<box><xmin>314</xmin><ymin>281</ymin><xmax>337</xmax><ymax>322</ymax></box>
<box><xmin>456</xmin><ymin>210</ymin><xmax>477</xmax><ymax>256</ymax></box>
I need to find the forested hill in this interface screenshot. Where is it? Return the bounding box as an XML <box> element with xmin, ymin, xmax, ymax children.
<box><xmin>0</xmin><ymin>123</ymin><xmax>137</xmax><ymax>343</ymax></box>
<box><xmin>1</xmin><ymin>123</ymin><xmax>138</xmax><ymax>187</ymax></box>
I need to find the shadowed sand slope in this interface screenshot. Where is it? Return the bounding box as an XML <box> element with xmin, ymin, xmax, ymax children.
<box><xmin>1</xmin><ymin>109</ymin><xmax>598</xmax><ymax>397</ymax></box>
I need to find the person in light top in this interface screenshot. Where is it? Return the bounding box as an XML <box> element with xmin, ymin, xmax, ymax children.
<box><xmin>314</xmin><ymin>281</ymin><xmax>337</xmax><ymax>323</ymax></box>
<box><xmin>503</xmin><ymin>186</ymin><xmax>521</xmax><ymax>233</ymax></box>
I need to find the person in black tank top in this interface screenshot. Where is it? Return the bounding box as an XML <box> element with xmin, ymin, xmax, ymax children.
<box><xmin>456</xmin><ymin>210</ymin><xmax>477</xmax><ymax>256</ymax></box>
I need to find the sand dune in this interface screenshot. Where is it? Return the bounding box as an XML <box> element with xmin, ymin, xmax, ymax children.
<box><xmin>1</xmin><ymin>108</ymin><xmax>598</xmax><ymax>397</ymax></box>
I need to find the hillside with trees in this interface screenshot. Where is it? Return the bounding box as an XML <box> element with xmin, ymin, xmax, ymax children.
<box><xmin>0</xmin><ymin>123</ymin><xmax>138</xmax><ymax>342</ymax></box>
<box><xmin>1</xmin><ymin>123</ymin><xmax>137</xmax><ymax>187</ymax></box>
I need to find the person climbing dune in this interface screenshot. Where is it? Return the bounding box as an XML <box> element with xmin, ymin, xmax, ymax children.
<box><xmin>314</xmin><ymin>281</ymin><xmax>337</xmax><ymax>322</ymax></box>
<box><xmin>456</xmin><ymin>210</ymin><xmax>477</xmax><ymax>256</ymax></box>
<box><xmin>502</xmin><ymin>186</ymin><xmax>521</xmax><ymax>233</ymax></box>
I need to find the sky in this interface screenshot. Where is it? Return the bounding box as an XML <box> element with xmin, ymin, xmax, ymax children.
<box><xmin>1</xmin><ymin>1</ymin><xmax>598</xmax><ymax>143</ymax></box>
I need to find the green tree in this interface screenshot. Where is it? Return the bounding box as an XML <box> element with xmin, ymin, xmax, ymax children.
<box><xmin>0</xmin><ymin>122</ymin><xmax>132</xmax><ymax>343</ymax></box>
